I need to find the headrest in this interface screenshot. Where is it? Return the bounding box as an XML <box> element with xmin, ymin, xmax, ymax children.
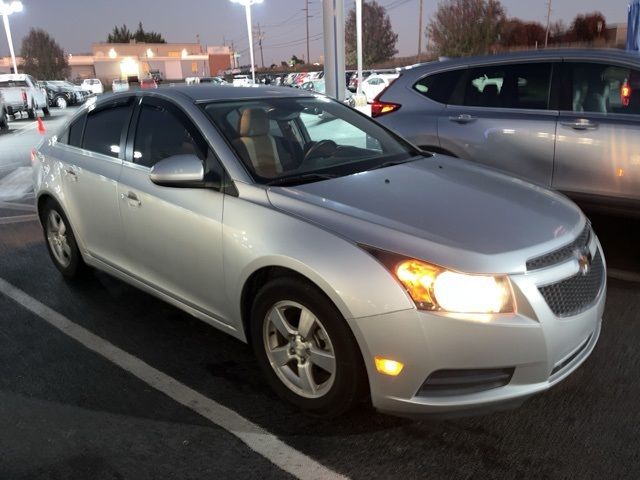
<box><xmin>239</xmin><ymin>108</ymin><xmax>269</xmax><ymax>137</ymax></box>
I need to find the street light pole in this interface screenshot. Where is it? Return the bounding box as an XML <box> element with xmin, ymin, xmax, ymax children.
<box><xmin>231</xmin><ymin>0</ymin><xmax>263</xmax><ymax>84</ymax></box>
<box><xmin>0</xmin><ymin>1</ymin><xmax>23</xmax><ymax>74</ymax></box>
<box><xmin>355</xmin><ymin>0</ymin><xmax>363</xmax><ymax>96</ymax></box>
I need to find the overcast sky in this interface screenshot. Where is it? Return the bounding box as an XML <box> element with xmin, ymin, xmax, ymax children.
<box><xmin>2</xmin><ymin>1</ymin><xmax>631</xmax><ymax>65</ymax></box>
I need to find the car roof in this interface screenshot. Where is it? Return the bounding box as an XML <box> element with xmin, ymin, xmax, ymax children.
<box><xmin>402</xmin><ymin>48</ymin><xmax>640</xmax><ymax>74</ymax></box>
<box><xmin>0</xmin><ymin>74</ymin><xmax>28</xmax><ymax>80</ymax></box>
<box><xmin>94</xmin><ymin>85</ymin><xmax>317</xmax><ymax>108</ymax></box>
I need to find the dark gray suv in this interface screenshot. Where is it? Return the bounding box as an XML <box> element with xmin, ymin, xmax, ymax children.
<box><xmin>374</xmin><ymin>49</ymin><xmax>640</xmax><ymax>214</ymax></box>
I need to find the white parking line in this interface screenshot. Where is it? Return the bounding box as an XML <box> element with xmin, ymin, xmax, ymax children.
<box><xmin>0</xmin><ymin>277</ymin><xmax>347</xmax><ymax>480</ymax></box>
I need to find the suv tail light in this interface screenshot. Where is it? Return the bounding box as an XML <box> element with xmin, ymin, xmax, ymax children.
<box><xmin>371</xmin><ymin>93</ymin><xmax>401</xmax><ymax>118</ymax></box>
<box><xmin>21</xmin><ymin>89</ymin><xmax>27</xmax><ymax>103</ymax></box>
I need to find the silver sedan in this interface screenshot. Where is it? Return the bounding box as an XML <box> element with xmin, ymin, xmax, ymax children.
<box><xmin>32</xmin><ymin>86</ymin><xmax>606</xmax><ymax>417</ymax></box>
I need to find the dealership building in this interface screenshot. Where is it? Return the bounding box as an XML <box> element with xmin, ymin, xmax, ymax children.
<box><xmin>1</xmin><ymin>41</ymin><xmax>233</xmax><ymax>81</ymax></box>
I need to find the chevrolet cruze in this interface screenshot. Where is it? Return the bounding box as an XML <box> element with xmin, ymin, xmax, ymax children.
<box><xmin>32</xmin><ymin>86</ymin><xmax>606</xmax><ymax>417</ymax></box>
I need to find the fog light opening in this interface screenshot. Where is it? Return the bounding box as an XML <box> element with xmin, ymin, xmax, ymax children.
<box><xmin>374</xmin><ymin>356</ymin><xmax>404</xmax><ymax>376</ymax></box>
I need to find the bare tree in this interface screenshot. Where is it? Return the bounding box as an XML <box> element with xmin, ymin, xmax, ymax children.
<box><xmin>427</xmin><ymin>0</ymin><xmax>505</xmax><ymax>57</ymax></box>
<box><xmin>20</xmin><ymin>29</ymin><xmax>69</xmax><ymax>79</ymax></box>
<box><xmin>345</xmin><ymin>1</ymin><xmax>398</xmax><ymax>66</ymax></box>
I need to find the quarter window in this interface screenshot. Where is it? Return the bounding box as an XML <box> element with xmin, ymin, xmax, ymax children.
<box><xmin>67</xmin><ymin>113</ymin><xmax>86</xmax><ymax>147</ymax></box>
<box><xmin>82</xmin><ymin>100</ymin><xmax>133</xmax><ymax>157</ymax></box>
<box><xmin>566</xmin><ymin>62</ymin><xmax>640</xmax><ymax>115</ymax></box>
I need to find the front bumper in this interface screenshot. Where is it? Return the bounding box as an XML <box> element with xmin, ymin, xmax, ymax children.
<box><xmin>347</xmin><ymin>242</ymin><xmax>606</xmax><ymax>417</ymax></box>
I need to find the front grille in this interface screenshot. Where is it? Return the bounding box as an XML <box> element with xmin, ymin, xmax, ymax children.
<box><xmin>538</xmin><ymin>250</ymin><xmax>604</xmax><ymax>317</ymax></box>
<box><xmin>526</xmin><ymin>225</ymin><xmax>591</xmax><ymax>271</ymax></box>
<box><xmin>417</xmin><ymin>368</ymin><xmax>514</xmax><ymax>397</ymax></box>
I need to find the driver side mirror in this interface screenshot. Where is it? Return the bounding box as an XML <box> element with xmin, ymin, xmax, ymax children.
<box><xmin>149</xmin><ymin>154</ymin><xmax>204</xmax><ymax>187</ymax></box>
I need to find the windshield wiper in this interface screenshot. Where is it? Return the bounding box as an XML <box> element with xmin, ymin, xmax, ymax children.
<box><xmin>367</xmin><ymin>152</ymin><xmax>430</xmax><ymax>172</ymax></box>
<box><xmin>266</xmin><ymin>172</ymin><xmax>338</xmax><ymax>187</ymax></box>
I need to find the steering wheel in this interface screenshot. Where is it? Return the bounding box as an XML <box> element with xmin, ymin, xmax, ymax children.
<box><xmin>303</xmin><ymin>140</ymin><xmax>338</xmax><ymax>163</ymax></box>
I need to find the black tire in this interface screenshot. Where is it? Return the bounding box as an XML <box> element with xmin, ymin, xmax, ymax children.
<box><xmin>27</xmin><ymin>104</ymin><xmax>35</xmax><ymax>119</ymax></box>
<box><xmin>250</xmin><ymin>277</ymin><xmax>368</xmax><ymax>417</ymax></box>
<box><xmin>42</xmin><ymin>106</ymin><xmax>50</xmax><ymax>116</ymax></box>
<box><xmin>0</xmin><ymin>112</ymin><xmax>8</xmax><ymax>131</ymax></box>
<box><xmin>41</xmin><ymin>199</ymin><xmax>87</xmax><ymax>279</ymax></box>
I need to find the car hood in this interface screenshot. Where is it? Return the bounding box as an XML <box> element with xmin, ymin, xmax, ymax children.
<box><xmin>266</xmin><ymin>156</ymin><xmax>585</xmax><ymax>274</ymax></box>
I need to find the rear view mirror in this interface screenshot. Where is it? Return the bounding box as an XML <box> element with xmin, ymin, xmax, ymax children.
<box><xmin>149</xmin><ymin>154</ymin><xmax>204</xmax><ymax>187</ymax></box>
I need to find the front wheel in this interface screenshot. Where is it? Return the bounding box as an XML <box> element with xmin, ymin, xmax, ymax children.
<box><xmin>0</xmin><ymin>111</ymin><xmax>8</xmax><ymax>131</ymax></box>
<box><xmin>42</xmin><ymin>105</ymin><xmax>50</xmax><ymax>116</ymax></box>
<box><xmin>251</xmin><ymin>277</ymin><xmax>368</xmax><ymax>417</ymax></box>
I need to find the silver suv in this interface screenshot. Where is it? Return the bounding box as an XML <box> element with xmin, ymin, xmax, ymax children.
<box><xmin>374</xmin><ymin>49</ymin><xmax>640</xmax><ymax>215</ymax></box>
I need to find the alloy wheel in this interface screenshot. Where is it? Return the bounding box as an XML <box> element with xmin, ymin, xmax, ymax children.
<box><xmin>46</xmin><ymin>210</ymin><xmax>72</xmax><ymax>268</ymax></box>
<box><xmin>263</xmin><ymin>300</ymin><xmax>336</xmax><ymax>399</ymax></box>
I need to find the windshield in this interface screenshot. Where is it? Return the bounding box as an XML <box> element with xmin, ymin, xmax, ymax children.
<box><xmin>202</xmin><ymin>96</ymin><xmax>419</xmax><ymax>184</ymax></box>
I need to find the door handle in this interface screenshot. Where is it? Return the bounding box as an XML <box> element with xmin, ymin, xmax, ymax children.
<box><xmin>121</xmin><ymin>191</ymin><xmax>142</xmax><ymax>207</ymax></box>
<box><xmin>449</xmin><ymin>114</ymin><xmax>477</xmax><ymax>124</ymax></box>
<box><xmin>64</xmin><ymin>168</ymin><xmax>78</xmax><ymax>182</ymax></box>
<box><xmin>560</xmin><ymin>119</ymin><xmax>599</xmax><ymax>130</ymax></box>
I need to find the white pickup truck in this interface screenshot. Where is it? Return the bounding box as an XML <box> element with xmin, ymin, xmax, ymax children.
<box><xmin>0</xmin><ymin>74</ymin><xmax>49</xmax><ymax>119</ymax></box>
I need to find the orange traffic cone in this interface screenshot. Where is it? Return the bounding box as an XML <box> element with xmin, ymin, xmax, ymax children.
<box><xmin>37</xmin><ymin>116</ymin><xmax>46</xmax><ymax>135</ymax></box>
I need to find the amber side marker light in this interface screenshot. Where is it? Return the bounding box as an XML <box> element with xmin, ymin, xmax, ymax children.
<box><xmin>374</xmin><ymin>356</ymin><xmax>405</xmax><ymax>376</ymax></box>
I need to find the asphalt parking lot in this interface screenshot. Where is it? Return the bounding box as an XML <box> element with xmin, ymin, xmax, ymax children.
<box><xmin>0</xmin><ymin>106</ymin><xmax>639</xmax><ymax>479</ymax></box>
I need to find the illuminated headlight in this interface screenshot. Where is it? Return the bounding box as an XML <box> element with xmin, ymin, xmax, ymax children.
<box><xmin>394</xmin><ymin>259</ymin><xmax>514</xmax><ymax>313</ymax></box>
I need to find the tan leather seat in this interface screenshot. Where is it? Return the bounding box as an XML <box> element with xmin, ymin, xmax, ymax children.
<box><xmin>236</xmin><ymin>108</ymin><xmax>282</xmax><ymax>177</ymax></box>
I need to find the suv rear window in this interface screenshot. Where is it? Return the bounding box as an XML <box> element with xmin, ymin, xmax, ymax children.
<box><xmin>413</xmin><ymin>69</ymin><xmax>465</xmax><ymax>104</ymax></box>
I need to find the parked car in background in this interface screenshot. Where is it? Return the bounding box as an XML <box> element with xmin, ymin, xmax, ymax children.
<box><xmin>81</xmin><ymin>78</ymin><xmax>104</xmax><ymax>95</ymax></box>
<box><xmin>0</xmin><ymin>91</ymin><xmax>8</xmax><ymax>131</ymax></box>
<box><xmin>359</xmin><ymin>73</ymin><xmax>399</xmax><ymax>103</ymax></box>
<box><xmin>187</xmin><ymin>76</ymin><xmax>226</xmax><ymax>85</ymax></box>
<box><xmin>233</xmin><ymin>75</ymin><xmax>252</xmax><ymax>86</ymax></box>
<box><xmin>300</xmin><ymin>79</ymin><xmax>355</xmax><ymax>107</ymax></box>
<box><xmin>112</xmin><ymin>79</ymin><xmax>130</xmax><ymax>93</ymax></box>
<box><xmin>140</xmin><ymin>78</ymin><xmax>158</xmax><ymax>90</ymax></box>
<box><xmin>149</xmin><ymin>70</ymin><xmax>163</xmax><ymax>83</ymax></box>
<box><xmin>374</xmin><ymin>49</ymin><xmax>640</xmax><ymax>215</ymax></box>
<box><xmin>348</xmin><ymin>70</ymin><xmax>372</xmax><ymax>92</ymax></box>
<box><xmin>0</xmin><ymin>73</ymin><xmax>49</xmax><ymax>118</ymax></box>
<box><xmin>33</xmin><ymin>86</ymin><xmax>604</xmax><ymax>418</ymax></box>
<box><xmin>40</xmin><ymin>81</ymin><xmax>83</xmax><ymax>108</ymax></box>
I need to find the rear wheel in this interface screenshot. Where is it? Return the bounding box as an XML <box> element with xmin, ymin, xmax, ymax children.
<box><xmin>27</xmin><ymin>104</ymin><xmax>35</xmax><ymax>119</ymax></box>
<box><xmin>0</xmin><ymin>111</ymin><xmax>8</xmax><ymax>131</ymax></box>
<box><xmin>251</xmin><ymin>277</ymin><xmax>367</xmax><ymax>417</ymax></box>
<box><xmin>42</xmin><ymin>105</ymin><xmax>50</xmax><ymax>116</ymax></box>
<box><xmin>41</xmin><ymin>199</ymin><xmax>87</xmax><ymax>279</ymax></box>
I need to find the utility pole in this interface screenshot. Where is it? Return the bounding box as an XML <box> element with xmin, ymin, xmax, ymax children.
<box><xmin>417</xmin><ymin>0</ymin><xmax>423</xmax><ymax>61</ymax></box>
<box><xmin>254</xmin><ymin>23</ymin><xmax>265</xmax><ymax>68</ymax></box>
<box><xmin>544</xmin><ymin>0</ymin><xmax>552</xmax><ymax>48</ymax></box>
<box><xmin>304</xmin><ymin>0</ymin><xmax>310</xmax><ymax>63</ymax></box>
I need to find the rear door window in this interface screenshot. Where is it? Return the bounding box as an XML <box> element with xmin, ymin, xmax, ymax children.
<box><xmin>454</xmin><ymin>62</ymin><xmax>551</xmax><ymax>110</ymax></box>
<box><xmin>82</xmin><ymin>98</ymin><xmax>134</xmax><ymax>157</ymax></box>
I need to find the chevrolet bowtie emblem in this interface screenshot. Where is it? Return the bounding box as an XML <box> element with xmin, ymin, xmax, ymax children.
<box><xmin>575</xmin><ymin>247</ymin><xmax>592</xmax><ymax>276</ymax></box>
